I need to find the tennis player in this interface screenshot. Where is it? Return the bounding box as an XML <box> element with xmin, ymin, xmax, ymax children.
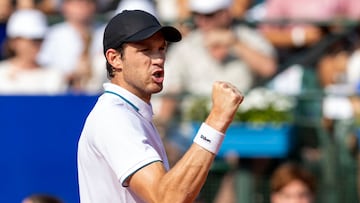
<box><xmin>77</xmin><ymin>10</ymin><xmax>244</xmax><ymax>203</ymax></box>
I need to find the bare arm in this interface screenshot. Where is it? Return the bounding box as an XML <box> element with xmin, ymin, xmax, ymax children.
<box><xmin>129</xmin><ymin>81</ymin><xmax>244</xmax><ymax>203</ymax></box>
<box><xmin>204</xmin><ymin>28</ymin><xmax>277</xmax><ymax>78</ymax></box>
<box><xmin>232</xmin><ymin>39</ymin><xmax>277</xmax><ymax>78</ymax></box>
<box><xmin>261</xmin><ymin>25</ymin><xmax>323</xmax><ymax>49</ymax></box>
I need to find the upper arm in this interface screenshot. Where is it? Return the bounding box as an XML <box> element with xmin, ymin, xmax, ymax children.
<box><xmin>127</xmin><ymin>144</ymin><xmax>216</xmax><ymax>203</ymax></box>
<box><xmin>127</xmin><ymin>161</ymin><xmax>167</xmax><ymax>203</ymax></box>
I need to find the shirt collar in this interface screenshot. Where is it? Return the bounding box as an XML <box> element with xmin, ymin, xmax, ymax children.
<box><xmin>103</xmin><ymin>83</ymin><xmax>154</xmax><ymax>121</ymax></box>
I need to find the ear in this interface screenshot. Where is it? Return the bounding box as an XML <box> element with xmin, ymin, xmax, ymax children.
<box><xmin>105</xmin><ymin>48</ymin><xmax>123</xmax><ymax>71</ymax></box>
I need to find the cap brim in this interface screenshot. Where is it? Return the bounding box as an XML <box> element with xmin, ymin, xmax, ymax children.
<box><xmin>125</xmin><ymin>25</ymin><xmax>182</xmax><ymax>43</ymax></box>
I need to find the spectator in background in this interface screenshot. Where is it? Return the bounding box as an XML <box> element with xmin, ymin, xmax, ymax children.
<box><xmin>263</xmin><ymin>0</ymin><xmax>360</xmax><ymax>100</ymax></box>
<box><xmin>315</xmin><ymin>26</ymin><xmax>360</xmax><ymax>96</ymax></box>
<box><xmin>316</xmin><ymin>30</ymin><xmax>360</xmax><ymax>148</ymax></box>
<box><xmin>270</xmin><ymin>162</ymin><xmax>317</xmax><ymax>203</ymax></box>
<box><xmin>38</xmin><ymin>0</ymin><xmax>106</xmax><ymax>93</ymax></box>
<box><xmin>153</xmin><ymin>0</ymin><xmax>277</xmax><ymax>166</ymax></box>
<box><xmin>22</xmin><ymin>194</ymin><xmax>63</xmax><ymax>203</ymax></box>
<box><xmin>260</xmin><ymin>0</ymin><xmax>360</xmax><ymax>66</ymax></box>
<box><xmin>0</xmin><ymin>9</ymin><xmax>66</xmax><ymax>94</ymax></box>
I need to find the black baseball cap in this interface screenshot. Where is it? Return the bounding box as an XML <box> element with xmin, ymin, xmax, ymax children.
<box><xmin>103</xmin><ymin>10</ymin><xmax>182</xmax><ymax>54</ymax></box>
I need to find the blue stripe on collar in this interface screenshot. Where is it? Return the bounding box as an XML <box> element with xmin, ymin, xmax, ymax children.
<box><xmin>104</xmin><ymin>90</ymin><xmax>139</xmax><ymax>112</ymax></box>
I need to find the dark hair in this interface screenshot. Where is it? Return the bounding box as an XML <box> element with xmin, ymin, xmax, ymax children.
<box><xmin>25</xmin><ymin>194</ymin><xmax>63</xmax><ymax>203</ymax></box>
<box><xmin>270</xmin><ymin>162</ymin><xmax>317</xmax><ymax>194</ymax></box>
<box><xmin>106</xmin><ymin>44</ymin><xmax>124</xmax><ymax>79</ymax></box>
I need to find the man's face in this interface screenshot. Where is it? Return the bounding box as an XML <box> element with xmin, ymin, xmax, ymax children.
<box><xmin>118</xmin><ymin>32</ymin><xmax>167</xmax><ymax>102</ymax></box>
<box><xmin>10</xmin><ymin>38</ymin><xmax>42</xmax><ymax>61</ymax></box>
<box><xmin>271</xmin><ymin>180</ymin><xmax>314</xmax><ymax>203</ymax></box>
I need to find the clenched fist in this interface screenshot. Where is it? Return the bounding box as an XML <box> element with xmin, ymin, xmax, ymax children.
<box><xmin>205</xmin><ymin>81</ymin><xmax>244</xmax><ymax>133</ymax></box>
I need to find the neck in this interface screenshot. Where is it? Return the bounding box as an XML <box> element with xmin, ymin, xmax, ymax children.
<box><xmin>110</xmin><ymin>80</ymin><xmax>152</xmax><ymax>104</ymax></box>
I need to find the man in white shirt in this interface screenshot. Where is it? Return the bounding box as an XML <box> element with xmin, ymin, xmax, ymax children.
<box><xmin>77</xmin><ymin>10</ymin><xmax>244</xmax><ymax>202</ymax></box>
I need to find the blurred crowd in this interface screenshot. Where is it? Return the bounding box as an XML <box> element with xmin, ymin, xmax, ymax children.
<box><xmin>2</xmin><ymin>0</ymin><xmax>360</xmax><ymax>202</ymax></box>
<box><xmin>1</xmin><ymin>0</ymin><xmax>360</xmax><ymax>98</ymax></box>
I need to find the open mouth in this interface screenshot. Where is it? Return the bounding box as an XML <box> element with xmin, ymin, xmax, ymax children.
<box><xmin>152</xmin><ymin>69</ymin><xmax>164</xmax><ymax>83</ymax></box>
<box><xmin>153</xmin><ymin>71</ymin><xmax>163</xmax><ymax>78</ymax></box>
<box><xmin>152</xmin><ymin>69</ymin><xmax>164</xmax><ymax>78</ymax></box>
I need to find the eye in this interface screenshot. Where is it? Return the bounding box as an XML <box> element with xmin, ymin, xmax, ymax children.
<box><xmin>159</xmin><ymin>45</ymin><xmax>167</xmax><ymax>53</ymax></box>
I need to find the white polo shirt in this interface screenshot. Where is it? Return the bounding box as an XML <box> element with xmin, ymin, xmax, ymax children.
<box><xmin>77</xmin><ymin>83</ymin><xmax>169</xmax><ymax>203</ymax></box>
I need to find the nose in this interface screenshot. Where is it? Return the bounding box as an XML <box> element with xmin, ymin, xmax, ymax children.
<box><xmin>151</xmin><ymin>51</ymin><xmax>165</xmax><ymax>65</ymax></box>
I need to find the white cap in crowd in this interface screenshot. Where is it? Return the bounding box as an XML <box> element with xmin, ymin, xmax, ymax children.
<box><xmin>189</xmin><ymin>0</ymin><xmax>232</xmax><ymax>14</ymax></box>
<box><xmin>115</xmin><ymin>0</ymin><xmax>158</xmax><ymax>18</ymax></box>
<box><xmin>7</xmin><ymin>9</ymin><xmax>48</xmax><ymax>39</ymax></box>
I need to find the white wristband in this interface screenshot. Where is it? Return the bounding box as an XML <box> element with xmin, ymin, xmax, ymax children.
<box><xmin>193</xmin><ymin>123</ymin><xmax>225</xmax><ymax>154</ymax></box>
<box><xmin>291</xmin><ymin>27</ymin><xmax>305</xmax><ymax>47</ymax></box>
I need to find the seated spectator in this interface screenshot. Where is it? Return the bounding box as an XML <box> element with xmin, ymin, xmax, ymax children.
<box><xmin>260</xmin><ymin>0</ymin><xmax>360</xmax><ymax>66</ymax></box>
<box><xmin>317</xmin><ymin>36</ymin><xmax>360</xmax><ymax>138</ymax></box>
<box><xmin>38</xmin><ymin>0</ymin><xmax>106</xmax><ymax>94</ymax></box>
<box><xmin>0</xmin><ymin>9</ymin><xmax>66</xmax><ymax>94</ymax></box>
<box><xmin>270</xmin><ymin>162</ymin><xmax>317</xmax><ymax>203</ymax></box>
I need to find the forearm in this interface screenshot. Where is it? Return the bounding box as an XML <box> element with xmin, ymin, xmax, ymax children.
<box><xmin>262</xmin><ymin>26</ymin><xmax>323</xmax><ymax>49</ymax></box>
<box><xmin>262</xmin><ymin>29</ymin><xmax>294</xmax><ymax>48</ymax></box>
<box><xmin>158</xmin><ymin>144</ymin><xmax>216</xmax><ymax>203</ymax></box>
<box><xmin>157</xmin><ymin>117</ymin><xmax>228</xmax><ymax>202</ymax></box>
<box><xmin>232</xmin><ymin>41</ymin><xmax>277</xmax><ymax>77</ymax></box>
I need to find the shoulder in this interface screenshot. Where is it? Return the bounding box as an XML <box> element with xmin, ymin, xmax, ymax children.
<box><xmin>0</xmin><ymin>60</ymin><xmax>13</xmax><ymax>75</ymax></box>
<box><xmin>90</xmin><ymin>95</ymin><xmax>142</xmax><ymax>126</ymax></box>
<box><xmin>0</xmin><ymin>60</ymin><xmax>11</xmax><ymax>69</ymax></box>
